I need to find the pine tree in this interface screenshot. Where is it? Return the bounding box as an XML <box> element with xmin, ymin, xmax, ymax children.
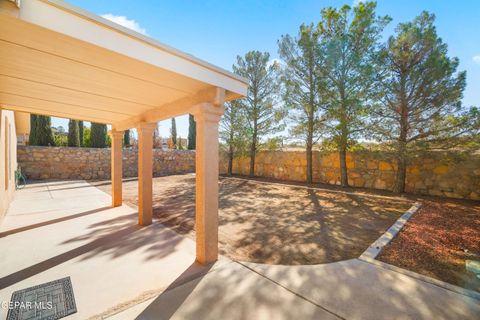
<box><xmin>279</xmin><ymin>24</ymin><xmax>326</xmax><ymax>183</ymax></box>
<box><xmin>233</xmin><ymin>51</ymin><xmax>284</xmax><ymax>176</ymax></box>
<box><xmin>220</xmin><ymin>100</ymin><xmax>248</xmax><ymax>175</ymax></box>
<box><xmin>318</xmin><ymin>1</ymin><xmax>390</xmax><ymax>187</ymax></box>
<box><xmin>374</xmin><ymin>12</ymin><xmax>475</xmax><ymax>193</ymax></box>
<box><xmin>67</xmin><ymin>119</ymin><xmax>80</xmax><ymax>147</ymax></box>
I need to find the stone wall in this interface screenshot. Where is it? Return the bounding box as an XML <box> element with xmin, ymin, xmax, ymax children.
<box><xmin>17</xmin><ymin>145</ymin><xmax>195</xmax><ymax>180</ymax></box>
<box><xmin>220</xmin><ymin>150</ymin><xmax>480</xmax><ymax>200</ymax></box>
<box><xmin>17</xmin><ymin>146</ymin><xmax>480</xmax><ymax>200</ymax></box>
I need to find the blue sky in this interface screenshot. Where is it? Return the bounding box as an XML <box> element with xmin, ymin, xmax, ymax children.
<box><xmin>53</xmin><ymin>0</ymin><xmax>480</xmax><ymax>138</ymax></box>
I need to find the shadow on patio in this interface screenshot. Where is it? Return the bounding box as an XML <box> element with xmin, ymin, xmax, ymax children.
<box><xmin>111</xmin><ymin>257</ymin><xmax>480</xmax><ymax>320</ymax></box>
<box><xmin>0</xmin><ymin>180</ymin><xmax>208</xmax><ymax>319</ymax></box>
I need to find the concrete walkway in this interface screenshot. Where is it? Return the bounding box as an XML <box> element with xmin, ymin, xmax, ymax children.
<box><xmin>0</xmin><ymin>181</ymin><xmax>478</xmax><ymax>319</ymax></box>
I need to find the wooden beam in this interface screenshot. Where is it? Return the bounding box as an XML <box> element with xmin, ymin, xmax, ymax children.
<box><xmin>0</xmin><ymin>103</ymin><xmax>112</xmax><ymax>124</ymax></box>
<box><xmin>112</xmin><ymin>87</ymin><xmax>225</xmax><ymax>131</ymax></box>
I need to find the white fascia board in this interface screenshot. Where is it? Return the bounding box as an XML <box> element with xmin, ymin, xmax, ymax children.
<box><xmin>19</xmin><ymin>0</ymin><xmax>248</xmax><ymax>97</ymax></box>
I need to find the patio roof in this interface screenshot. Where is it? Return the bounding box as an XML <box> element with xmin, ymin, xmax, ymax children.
<box><xmin>0</xmin><ymin>0</ymin><xmax>247</xmax><ymax>265</ymax></box>
<box><xmin>0</xmin><ymin>0</ymin><xmax>247</xmax><ymax>128</ymax></box>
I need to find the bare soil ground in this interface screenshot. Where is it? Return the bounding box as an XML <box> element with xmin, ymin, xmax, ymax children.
<box><xmin>377</xmin><ymin>200</ymin><xmax>480</xmax><ymax>292</ymax></box>
<box><xmin>91</xmin><ymin>174</ymin><xmax>412</xmax><ymax>265</ymax></box>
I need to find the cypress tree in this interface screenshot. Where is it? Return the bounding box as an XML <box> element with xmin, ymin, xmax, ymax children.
<box><xmin>29</xmin><ymin>114</ymin><xmax>55</xmax><ymax>146</ymax></box>
<box><xmin>78</xmin><ymin>121</ymin><xmax>84</xmax><ymax>147</ymax></box>
<box><xmin>29</xmin><ymin>114</ymin><xmax>38</xmax><ymax>145</ymax></box>
<box><xmin>90</xmin><ymin>123</ymin><xmax>107</xmax><ymax>148</ymax></box>
<box><xmin>67</xmin><ymin>119</ymin><xmax>80</xmax><ymax>147</ymax></box>
<box><xmin>171</xmin><ymin>118</ymin><xmax>177</xmax><ymax>149</ymax></box>
<box><xmin>178</xmin><ymin>136</ymin><xmax>183</xmax><ymax>149</ymax></box>
<box><xmin>124</xmin><ymin>129</ymin><xmax>130</xmax><ymax>146</ymax></box>
<box><xmin>188</xmin><ymin>114</ymin><xmax>196</xmax><ymax>149</ymax></box>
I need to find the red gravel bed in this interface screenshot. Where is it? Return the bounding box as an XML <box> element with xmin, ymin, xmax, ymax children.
<box><xmin>377</xmin><ymin>200</ymin><xmax>480</xmax><ymax>292</ymax></box>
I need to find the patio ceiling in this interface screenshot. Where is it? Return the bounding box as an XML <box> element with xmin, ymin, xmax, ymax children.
<box><xmin>0</xmin><ymin>0</ymin><xmax>247</xmax><ymax>129</ymax></box>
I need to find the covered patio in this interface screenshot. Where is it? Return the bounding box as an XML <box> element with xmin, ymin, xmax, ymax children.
<box><xmin>0</xmin><ymin>181</ymin><xmax>213</xmax><ymax>318</ymax></box>
<box><xmin>0</xmin><ymin>0</ymin><xmax>248</xmax><ymax>264</ymax></box>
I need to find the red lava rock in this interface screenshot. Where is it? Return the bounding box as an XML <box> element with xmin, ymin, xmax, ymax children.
<box><xmin>377</xmin><ymin>200</ymin><xmax>480</xmax><ymax>292</ymax></box>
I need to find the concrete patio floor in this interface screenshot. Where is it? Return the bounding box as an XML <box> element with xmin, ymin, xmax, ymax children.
<box><xmin>0</xmin><ymin>180</ymin><xmax>478</xmax><ymax>319</ymax></box>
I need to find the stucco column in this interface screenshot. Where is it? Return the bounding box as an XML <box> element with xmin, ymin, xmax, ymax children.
<box><xmin>137</xmin><ymin>122</ymin><xmax>156</xmax><ymax>226</ymax></box>
<box><xmin>193</xmin><ymin>103</ymin><xmax>224</xmax><ymax>264</ymax></box>
<box><xmin>108</xmin><ymin>130</ymin><xmax>124</xmax><ymax>207</ymax></box>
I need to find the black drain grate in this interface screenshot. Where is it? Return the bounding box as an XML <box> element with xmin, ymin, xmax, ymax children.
<box><xmin>7</xmin><ymin>277</ymin><xmax>77</xmax><ymax>320</ymax></box>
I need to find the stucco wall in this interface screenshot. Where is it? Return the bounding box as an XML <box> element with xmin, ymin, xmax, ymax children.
<box><xmin>0</xmin><ymin>109</ymin><xmax>17</xmax><ymax>220</ymax></box>
<box><xmin>17</xmin><ymin>146</ymin><xmax>195</xmax><ymax>180</ymax></box>
<box><xmin>220</xmin><ymin>150</ymin><xmax>480</xmax><ymax>201</ymax></box>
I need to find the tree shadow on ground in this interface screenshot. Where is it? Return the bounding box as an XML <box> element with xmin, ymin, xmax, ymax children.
<box><xmin>132</xmin><ymin>258</ymin><xmax>479</xmax><ymax>320</ymax></box>
<box><xmin>100</xmin><ymin>174</ymin><xmax>412</xmax><ymax>265</ymax></box>
<box><xmin>60</xmin><ymin>212</ymin><xmax>186</xmax><ymax>262</ymax></box>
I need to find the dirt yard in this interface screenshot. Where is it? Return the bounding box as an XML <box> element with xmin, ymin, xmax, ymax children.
<box><xmin>377</xmin><ymin>200</ymin><xmax>480</xmax><ymax>292</ymax></box>
<box><xmin>91</xmin><ymin>174</ymin><xmax>412</xmax><ymax>265</ymax></box>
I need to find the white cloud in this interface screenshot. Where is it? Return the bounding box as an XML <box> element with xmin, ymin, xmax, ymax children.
<box><xmin>101</xmin><ymin>13</ymin><xmax>147</xmax><ymax>35</ymax></box>
<box><xmin>473</xmin><ymin>55</ymin><xmax>480</xmax><ymax>64</ymax></box>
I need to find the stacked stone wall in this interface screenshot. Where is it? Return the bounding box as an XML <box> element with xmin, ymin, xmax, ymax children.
<box><xmin>17</xmin><ymin>146</ymin><xmax>479</xmax><ymax>200</ymax></box>
<box><xmin>17</xmin><ymin>146</ymin><xmax>195</xmax><ymax>180</ymax></box>
<box><xmin>220</xmin><ymin>150</ymin><xmax>480</xmax><ymax>200</ymax></box>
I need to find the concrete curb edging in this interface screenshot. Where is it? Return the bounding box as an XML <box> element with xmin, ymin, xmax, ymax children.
<box><xmin>359</xmin><ymin>258</ymin><xmax>480</xmax><ymax>301</ymax></box>
<box><xmin>359</xmin><ymin>201</ymin><xmax>422</xmax><ymax>260</ymax></box>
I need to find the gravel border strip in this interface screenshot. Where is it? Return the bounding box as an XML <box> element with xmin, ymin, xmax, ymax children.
<box><xmin>358</xmin><ymin>201</ymin><xmax>480</xmax><ymax>301</ymax></box>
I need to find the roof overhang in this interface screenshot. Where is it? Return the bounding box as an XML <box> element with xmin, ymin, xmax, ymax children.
<box><xmin>0</xmin><ymin>0</ymin><xmax>247</xmax><ymax>128</ymax></box>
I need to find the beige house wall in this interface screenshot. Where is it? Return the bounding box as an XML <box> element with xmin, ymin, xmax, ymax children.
<box><xmin>0</xmin><ymin>109</ymin><xmax>17</xmax><ymax>220</ymax></box>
